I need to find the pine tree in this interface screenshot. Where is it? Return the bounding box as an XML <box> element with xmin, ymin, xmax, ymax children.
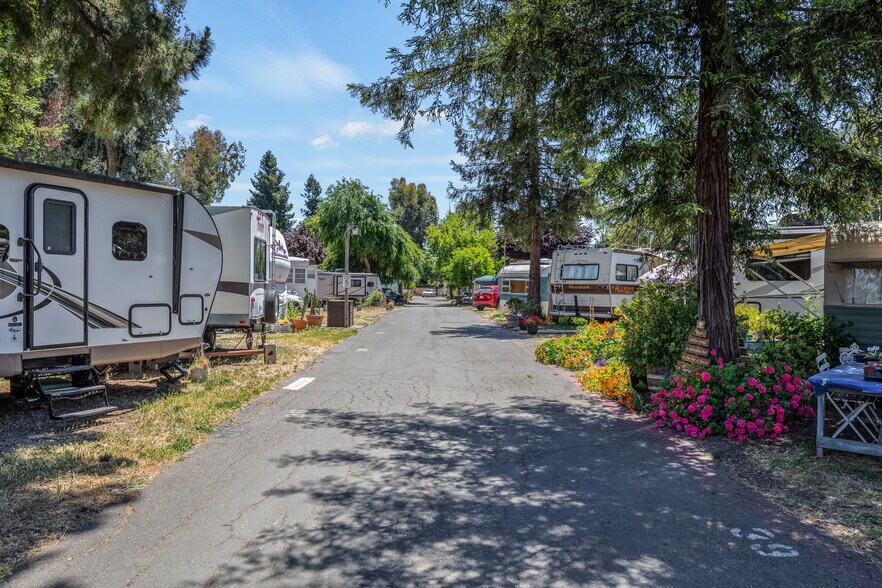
<box><xmin>248</xmin><ymin>151</ymin><xmax>294</xmax><ymax>233</ymax></box>
<box><xmin>300</xmin><ymin>174</ymin><xmax>322</xmax><ymax>218</ymax></box>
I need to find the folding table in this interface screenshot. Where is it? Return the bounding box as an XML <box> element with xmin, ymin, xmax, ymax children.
<box><xmin>808</xmin><ymin>363</ymin><xmax>882</xmax><ymax>457</ymax></box>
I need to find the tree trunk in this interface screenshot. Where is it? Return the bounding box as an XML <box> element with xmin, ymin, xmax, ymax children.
<box><xmin>528</xmin><ymin>214</ymin><xmax>542</xmax><ymax>310</ymax></box>
<box><xmin>696</xmin><ymin>0</ymin><xmax>739</xmax><ymax>360</ymax></box>
<box><xmin>526</xmin><ymin>94</ymin><xmax>543</xmax><ymax>312</ymax></box>
<box><xmin>105</xmin><ymin>137</ymin><xmax>120</xmax><ymax>177</ymax></box>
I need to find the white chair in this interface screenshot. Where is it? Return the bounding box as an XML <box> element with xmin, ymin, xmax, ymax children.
<box><xmin>816</xmin><ymin>352</ymin><xmax>830</xmax><ymax>372</ymax></box>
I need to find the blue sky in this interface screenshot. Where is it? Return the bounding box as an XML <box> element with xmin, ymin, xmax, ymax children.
<box><xmin>173</xmin><ymin>0</ymin><xmax>461</xmax><ymax>217</ymax></box>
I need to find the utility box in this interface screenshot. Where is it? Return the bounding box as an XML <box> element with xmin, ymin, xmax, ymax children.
<box><xmin>327</xmin><ymin>299</ymin><xmax>355</xmax><ymax>327</ymax></box>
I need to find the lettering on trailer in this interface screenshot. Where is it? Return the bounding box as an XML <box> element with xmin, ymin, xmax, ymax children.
<box><xmin>679</xmin><ymin>320</ymin><xmax>711</xmax><ymax>369</ymax></box>
<box><xmin>559</xmin><ymin>284</ymin><xmax>639</xmax><ymax>295</ymax></box>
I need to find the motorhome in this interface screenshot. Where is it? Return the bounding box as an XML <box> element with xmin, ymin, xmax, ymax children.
<box><xmin>548</xmin><ymin>247</ymin><xmax>665</xmax><ymax>320</ymax></box>
<box><xmin>205</xmin><ymin>206</ymin><xmax>290</xmax><ymax>348</ymax></box>
<box><xmin>0</xmin><ymin>158</ymin><xmax>222</xmax><ymax>418</ymax></box>
<box><xmin>496</xmin><ymin>260</ymin><xmax>551</xmax><ymax>310</ymax></box>
<box><xmin>734</xmin><ymin>225</ymin><xmax>826</xmax><ymax>315</ymax></box>
<box><xmin>270</xmin><ymin>229</ymin><xmax>293</xmax><ymax>321</ymax></box>
<box><xmin>823</xmin><ymin>222</ymin><xmax>882</xmax><ymax>348</ymax></box>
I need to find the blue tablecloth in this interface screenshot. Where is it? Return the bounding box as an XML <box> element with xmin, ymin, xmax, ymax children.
<box><xmin>808</xmin><ymin>363</ymin><xmax>882</xmax><ymax>397</ymax></box>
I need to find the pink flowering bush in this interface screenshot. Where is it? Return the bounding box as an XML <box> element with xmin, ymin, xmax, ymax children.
<box><xmin>649</xmin><ymin>352</ymin><xmax>816</xmax><ymax>441</ymax></box>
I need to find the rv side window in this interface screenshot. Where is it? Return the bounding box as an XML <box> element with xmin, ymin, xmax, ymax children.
<box><xmin>847</xmin><ymin>268</ymin><xmax>882</xmax><ymax>305</ymax></box>
<box><xmin>112</xmin><ymin>222</ymin><xmax>147</xmax><ymax>261</ymax></box>
<box><xmin>0</xmin><ymin>224</ymin><xmax>8</xmax><ymax>263</ymax></box>
<box><xmin>501</xmin><ymin>280</ymin><xmax>511</xmax><ymax>294</ymax></box>
<box><xmin>561</xmin><ymin>264</ymin><xmax>599</xmax><ymax>280</ymax></box>
<box><xmin>746</xmin><ymin>258</ymin><xmax>811</xmax><ymax>281</ymax></box>
<box><xmin>509</xmin><ymin>280</ymin><xmax>527</xmax><ymax>294</ymax></box>
<box><xmin>615</xmin><ymin>264</ymin><xmax>638</xmax><ymax>282</ymax></box>
<box><xmin>253</xmin><ymin>238</ymin><xmax>267</xmax><ymax>281</ymax></box>
<box><xmin>352</xmin><ymin>279</ymin><xmax>363</xmax><ymax>288</ymax></box>
<box><xmin>367</xmin><ymin>281</ymin><xmax>374</xmax><ymax>287</ymax></box>
<box><xmin>293</xmin><ymin>268</ymin><xmax>306</xmax><ymax>284</ymax></box>
<box><xmin>43</xmin><ymin>200</ymin><xmax>75</xmax><ymax>255</ymax></box>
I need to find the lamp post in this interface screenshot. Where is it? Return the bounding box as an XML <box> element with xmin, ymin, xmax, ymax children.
<box><xmin>344</xmin><ymin>224</ymin><xmax>359</xmax><ymax>327</ymax></box>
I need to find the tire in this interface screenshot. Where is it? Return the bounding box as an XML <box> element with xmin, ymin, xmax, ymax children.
<box><xmin>476</xmin><ymin>305</ymin><xmax>485</xmax><ymax>311</ymax></box>
<box><xmin>203</xmin><ymin>328</ymin><xmax>217</xmax><ymax>352</ymax></box>
<box><xmin>264</xmin><ymin>289</ymin><xmax>279</xmax><ymax>324</ymax></box>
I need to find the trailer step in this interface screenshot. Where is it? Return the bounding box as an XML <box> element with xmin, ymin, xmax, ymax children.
<box><xmin>24</xmin><ymin>365</ymin><xmax>117</xmax><ymax>420</ymax></box>
<box><xmin>52</xmin><ymin>405</ymin><xmax>118</xmax><ymax>421</ymax></box>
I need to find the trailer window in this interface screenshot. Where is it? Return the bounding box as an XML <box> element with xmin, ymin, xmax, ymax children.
<box><xmin>292</xmin><ymin>268</ymin><xmax>306</xmax><ymax>284</ymax></box>
<box><xmin>352</xmin><ymin>279</ymin><xmax>363</xmax><ymax>288</ymax></box>
<box><xmin>847</xmin><ymin>268</ymin><xmax>882</xmax><ymax>305</ymax></box>
<box><xmin>43</xmin><ymin>200</ymin><xmax>75</xmax><ymax>255</ymax></box>
<box><xmin>615</xmin><ymin>264</ymin><xmax>638</xmax><ymax>282</ymax></box>
<box><xmin>253</xmin><ymin>238</ymin><xmax>267</xmax><ymax>281</ymax></box>
<box><xmin>746</xmin><ymin>258</ymin><xmax>811</xmax><ymax>281</ymax></box>
<box><xmin>112</xmin><ymin>222</ymin><xmax>147</xmax><ymax>261</ymax></box>
<box><xmin>0</xmin><ymin>225</ymin><xmax>8</xmax><ymax>263</ymax></box>
<box><xmin>561</xmin><ymin>264</ymin><xmax>599</xmax><ymax>280</ymax></box>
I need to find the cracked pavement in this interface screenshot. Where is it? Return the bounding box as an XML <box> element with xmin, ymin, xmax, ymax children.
<box><xmin>6</xmin><ymin>299</ymin><xmax>878</xmax><ymax>587</ymax></box>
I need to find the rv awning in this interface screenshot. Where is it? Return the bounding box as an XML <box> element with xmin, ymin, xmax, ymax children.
<box><xmin>752</xmin><ymin>233</ymin><xmax>827</xmax><ymax>259</ymax></box>
<box><xmin>473</xmin><ymin>275</ymin><xmax>497</xmax><ymax>285</ymax></box>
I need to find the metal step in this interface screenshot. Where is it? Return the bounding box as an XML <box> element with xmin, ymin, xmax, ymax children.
<box><xmin>30</xmin><ymin>364</ymin><xmax>95</xmax><ymax>376</ymax></box>
<box><xmin>42</xmin><ymin>384</ymin><xmax>106</xmax><ymax>400</ymax></box>
<box><xmin>52</xmin><ymin>405</ymin><xmax>118</xmax><ymax>420</ymax></box>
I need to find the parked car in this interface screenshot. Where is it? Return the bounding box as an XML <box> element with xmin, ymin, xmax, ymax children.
<box><xmin>473</xmin><ymin>286</ymin><xmax>500</xmax><ymax>310</ymax></box>
<box><xmin>422</xmin><ymin>288</ymin><xmax>437</xmax><ymax>298</ymax></box>
<box><xmin>382</xmin><ymin>287</ymin><xmax>407</xmax><ymax>306</ymax></box>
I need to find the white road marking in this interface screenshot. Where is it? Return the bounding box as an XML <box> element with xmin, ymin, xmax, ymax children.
<box><xmin>731</xmin><ymin>528</ymin><xmax>799</xmax><ymax>558</ymax></box>
<box><xmin>357</xmin><ymin>348</ymin><xmax>368</xmax><ymax>352</ymax></box>
<box><xmin>287</xmin><ymin>409</ymin><xmax>307</xmax><ymax>418</ymax></box>
<box><xmin>376</xmin><ymin>332</ymin><xmax>384</xmax><ymax>335</ymax></box>
<box><xmin>284</xmin><ymin>377</ymin><xmax>315</xmax><ymax>391</ymax></box>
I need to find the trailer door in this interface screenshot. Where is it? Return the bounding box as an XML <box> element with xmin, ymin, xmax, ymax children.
<box><xmin>25</xmin><ymin>186</ymin><xmax>87</xmax><ymax>349</ymax></box>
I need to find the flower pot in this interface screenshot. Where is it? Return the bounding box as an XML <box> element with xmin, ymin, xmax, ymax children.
<box><xmin>864</xmin><ymin>366</ymin><xmax>876</xmax><ymax>376</ymax></box>
<box><xmin>292</xmin><ymin>319</ymin><xmax>308</xmax><ymax>331</ymax></box>
<box><xmin>526</xmin><ymin>324</ymin><xmax>539</xmax><ymax>335</ymax></box>
<box><xmin>519</xmin><ymin>322</ymin><xmax>527</xmax><ymax>331</ymax></box>
<box><xmin>506</xmin><ymin>315</ymin><xmax>520</xmax><ymax>329</ymax></box>
<box><xmin>307</xmin><ymin>315</ymin><xmax>324</xmax><ymax>328</ymax></box>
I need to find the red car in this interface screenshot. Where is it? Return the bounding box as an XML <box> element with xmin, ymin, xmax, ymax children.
<box><xmin>473</xmin><ymin>286</ymin><xmax>500</xmax><ymax>310</ymax></box>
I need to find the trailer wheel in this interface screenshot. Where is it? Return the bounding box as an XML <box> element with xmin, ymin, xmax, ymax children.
<box><xmin>203</xmin><ymin>328</ymin><xmax>217</xmax><ymax>352</ymax></box>
<box><xmin>264</xmin><ymin>289</ymin><xmax>279</xmax><ymax>324</ymax></box>
<box><xmin>9</xmin><ymin>375</ymin><xmax>27</xmax><ymax>399</ymax></box>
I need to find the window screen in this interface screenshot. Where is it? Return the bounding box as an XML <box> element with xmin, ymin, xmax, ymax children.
<box><xmin>293</xmin><ymin>268</ymin><xmax>306</xmax><ymax>284</ymax></box>
<box><xmin>561</xmin><ymin>264</ymin><xmax>599</xmax><ymax>280</ymax></box>
<box><xmin>352</xmin><ymin>279</ymin><xmax>363</xmax><ymax>287</ymax></box>
<box><xmin>615</xmin><ymin>264</ymin><xmax>638</xmax><ymax>282</ymax></box>
<box><xmin>112</xmin><ymin>222</ymin><xmax>147</xmax><ymax>261</ymax></box>
<box><xmin>746</xmin><ymin>258</ymin><xmax>812</xmax><ymax>281</ymax></box>
<box><xmin>43</xmin><ymin>200</ymin><xmax>75</xmax><ymax>255</ymax></box>
<box><xmin>253</xmin><ymin>238</ymin><xmax>267</xmax><ymax>281</ymax></box>
<box><xmin>847</xmin><ymin>268</ymin><xmax>882</xmax><ymax>305</ymax></box>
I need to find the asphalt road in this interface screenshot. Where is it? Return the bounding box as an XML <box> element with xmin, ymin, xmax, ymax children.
<box><xmin>7</xmin><ymin>299</ymin><xmax>878</xmax><ymax>587</ymax></box>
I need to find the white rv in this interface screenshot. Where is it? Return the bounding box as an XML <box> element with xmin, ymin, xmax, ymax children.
<box><xmin>286</xmin><ymin>256</ymin><xmax>313</xmax><ymax>299</ymax></box>
<box><xmin>0</xmin><ymin>158</ymin><xmax>222</xmax><ymax>418</ymax></box>
<box><xmin>548</xmin><ymin>247</ymin><xmax>665</xmax><ymax>320</ymax></box>
<box><xmin>734</xmin><ymin>226</ymin><xmax>826</xmax><ymax>315</ymax></box>
<box><xmin>270</xmin><ymin>229</ymin><xmax>294</xmax><ymax>321</ymax></box>
<box><xmin>287</xmin><ymin>263</ymin><xmax>380</xmax><ymax>303</ymax></box>
<box><xmin>205</xmin><ymin>207</ymin><xmax>290</xmax><ymax>348</ymax></box>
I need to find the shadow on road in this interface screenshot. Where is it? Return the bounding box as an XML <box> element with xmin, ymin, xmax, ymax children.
<box><xmin>429</xmin><ymin>323</ymin><xmax>516</xmax><ymax>340</ymax></box>
<box><xmin>204</xmin><ymin>396</ymin><xmax>736</xmax><ymax>587</ymax></box>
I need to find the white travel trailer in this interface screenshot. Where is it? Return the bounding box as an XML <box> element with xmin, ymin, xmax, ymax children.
<box><xmin>205</xmin><ymin>207</ymin><xmax>290</xmax><ymax>348</ymax></box>
<box><xmin>287</xmin><ymin>262</ymin><xmax>380</xmax><ymax>303</ymax></box>
<box><xmin>733</xmin><ymin>226</ymin><xmax>826</xmax><ymax>315</ymax></box>
<box><xmin>0</xmin><ymin>158</ymin><xmax>222</xmax><ymax>418</ymax></box>
<box><xmin>286</xmin><ymin>256</ymin><xmax>313</xmax><ymax>299</ymax></box>
<box><xmin>270</xmin><ymin>229</ymin><xmax>294</xmax><ymax>321</ymax></box>
<box><xmin>548</xmin><ymin>247</ymin><xmax>666</xmax><ymax>320</ymax></box>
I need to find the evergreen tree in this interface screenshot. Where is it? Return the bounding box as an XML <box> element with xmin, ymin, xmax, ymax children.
<box><xmin>300</xmin><ymin>173</ymin><xmax>322</xmax><ymax>218</ymax></box>
<box><xmin>248</xmin><ymin>150</ymin><xmax>294</xmax><ymax>233</ymax></box>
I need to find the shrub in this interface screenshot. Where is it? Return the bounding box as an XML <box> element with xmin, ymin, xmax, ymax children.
<box><xmin>577</xmin><ymin>360</ymin><xmax>638</xmax><ymax>411</ymax></box>
<box><xmin>617</xmin><ymin>279</ymin><xmax>698</xmax><ymax>376</ymax></box>
<box><xmin>650</xmin><ymin>355</ymin><xmax>816</xmax><ymax>440</ymax></box>
<box><xmin>751</xmin><ymin>309</ymin><xmax>853</xmax><ymax>376</ymax></box>
<box><xmin>535</xmin><ymin>321</ymin><xmax>622</xmax><ymax>371</ymax></box>
<box><xmin>735</xmin><ymin>304</ymin><xmax>761</xmax><ymax>336</ymax></box>
<box><xmin>363</xmin><ymin>290</ymin><xmax>385</xmax><ymax>307</ymax></box>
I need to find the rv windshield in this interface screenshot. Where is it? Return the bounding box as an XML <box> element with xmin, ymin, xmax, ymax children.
<box><xmin>561</xmin><ymin>264</ymin><xmax>599</xmax><ymax>281</ymax></box>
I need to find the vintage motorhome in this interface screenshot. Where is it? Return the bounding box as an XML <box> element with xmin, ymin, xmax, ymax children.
<box><xmin>823</xmin><ymin>222</ymin><xmax>882</xmax><ymax>348</ymax></box>
<box><xmin>0</xmin><ymin>158</ymin><xmax>222</xmax><ymax>418</ymax></box>
<box><xmin>287</xmin><ymin>262</ymin><xmax>380</xmax><ymax>303</ymax></box>
<box><xmin>496</xmin><ymin>260</ymin><xmax>551</xmax><ymax>310</ymax></box>
<box><xmin>548</xmin><ymin>247</ymin><xmax>665</xmax><ymax>320</ymax></box>
<box><xmin>205</xmin><ymin>206</ymin><xmax>290</xmax><ymax>348</ymax></box>
<box><xmin>734</xmin><ymin>226</ymin><xmax>826</xmax><ymax>315</ymax></box>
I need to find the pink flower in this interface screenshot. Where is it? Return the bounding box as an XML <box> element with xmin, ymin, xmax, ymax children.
<box><xmin>710</xmin><ymin>349</ymin><xmax>718</xmax><ymax>356</ymax></box>
<box><xmin>747</xmin><ymin>377</ymin><xmax>758</xmax><ymax>387</ymax></box>
<box><xmin>700</xmin><ymin>372</ymin><xmax>711</xmax><ymax>383</ymax></box>
<box><xmin>736</xmin><ymin>385</ymin><xmax>745</xmax><ymax>392</ymax></box>
<box><xmin>762</xmin><ymin>366</ymin><xmax>775</xmax><ymax>374</ymax></box>
<box><xmin>746</xmin><ymin>394</ymin><xmax>754</xmax><ymax>401</ymax></box>
<box><xmin>747</xmin><ymin>422</ymin><xmax>757</xmax><ymax>433</ymax></box>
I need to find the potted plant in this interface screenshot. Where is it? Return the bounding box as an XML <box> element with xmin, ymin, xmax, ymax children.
<box><xmin>523</xmin><ymin>314</ymin><xmax>542</xmax><ymax>335</ymax></box>
<box><xmin>306</xmin><ymin>290</ymin><xmax>324</xmax><ymax>327</ymax></box>
<box><xmin>505</xmin><ymin>299</ymin><xmax>524</xmax><ymax>328</ymax></box>
<box><xmin>292</xmin><ymin>293</ymin><xmax>309</xmax><ymax>331</ymax></box>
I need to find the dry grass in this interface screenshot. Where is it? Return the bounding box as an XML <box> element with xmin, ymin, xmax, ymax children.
<box><xmin>0</xmin><ymin>308</ymin><xmax>387</xmax><ymax>578</ymax></box>
<box><xmin>711</xmin><ymin>426</ymin><xmax>882</xmax><ymax>571</ymax></box>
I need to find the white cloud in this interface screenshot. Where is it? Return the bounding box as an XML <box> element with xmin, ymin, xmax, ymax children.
<box><xmin>184</xmin><ymin>75</ymin><xmax>235</xmax><ymax>96</ymax></box>
<box><xmin>340</xmin><ymin>120</ymin><xmax>401</xmax><ymax>139</ymax></box>
<box><xmin>228</xmin><ymin>181</ymin><xmax>252</xmax><ymax>194</ymax></box>
<box><xmin>243</xmin><ymin>48</ymin><xmax>352</xmax><ymax>102</ymax></box>
<box><xmin>181</xmin><ymin>113</ymin><xmax>212</xmax><ymax>131</ymax></box>
<box><xmin>309</xmin><ymin>133</ymin><xmax>339</xmax><ymax>150</ymax></box>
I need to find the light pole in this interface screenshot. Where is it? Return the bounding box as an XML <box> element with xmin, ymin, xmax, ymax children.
<box><xmin>344</xmin><ymin>224</ymin><xmax>359</xmax><ymax>327</ymax></box>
